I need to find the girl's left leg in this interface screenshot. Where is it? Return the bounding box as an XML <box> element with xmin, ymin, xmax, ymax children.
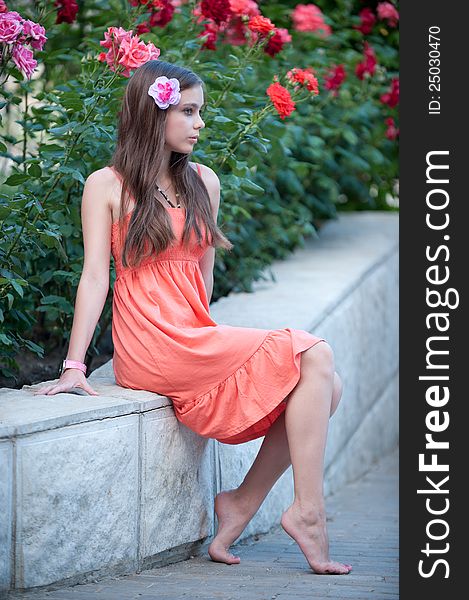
<box><xmin>208</xmin><ymin>371</ymin><xmax>343</xmax><ymax>564</ymax></box>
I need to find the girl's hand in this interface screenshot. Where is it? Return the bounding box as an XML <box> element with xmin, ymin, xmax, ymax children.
<box><xmin>33</xmin><ymin>369</ymin><xmax>99</xmax><ymax>396</ymax></box>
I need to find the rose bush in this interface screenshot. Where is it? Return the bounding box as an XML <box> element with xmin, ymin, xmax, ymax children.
<box><xmin>0</xmin><ymin>0</ymin><xmax>398</xmax><ymax>383</ymax></box>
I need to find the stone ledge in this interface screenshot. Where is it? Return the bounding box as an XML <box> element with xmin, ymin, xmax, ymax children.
<box><xmin>0</xmin><ymin>386</ymin><xmax>171</xmax><ymax>438</ymax></box>
<box><xmin>0</xmin><ymin>211</ymin><xmax>399</xmax><ymax>592</ymax></box>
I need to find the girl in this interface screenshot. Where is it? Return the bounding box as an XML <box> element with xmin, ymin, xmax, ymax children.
<box><xmin>35</xmin><ymin>60</ymin><xmax>351</xmax><ymax>575</ymax></box>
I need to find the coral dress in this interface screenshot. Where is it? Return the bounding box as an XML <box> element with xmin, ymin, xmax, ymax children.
<box><xmin>110</xmin><ymin>164</ymin><xmax>324</xmax><ymax>445</ymax></box>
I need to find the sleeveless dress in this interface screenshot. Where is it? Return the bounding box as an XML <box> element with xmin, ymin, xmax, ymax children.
<box><xmin>110</xmin><ymin>164</ymin><xmax>325</xmax><ymax>445</ymax></box>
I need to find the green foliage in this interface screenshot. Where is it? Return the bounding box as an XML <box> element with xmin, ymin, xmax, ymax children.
<box><xmin>0</xmin><ymin>0</ymin><xmax>398</xmax><ymax>381</ymax></box>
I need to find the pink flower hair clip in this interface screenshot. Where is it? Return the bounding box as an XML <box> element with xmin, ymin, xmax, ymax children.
<box><xmin>148</xmin><ymin>76</ymin><xmax>181</xmax><ymax>109</ymax></box>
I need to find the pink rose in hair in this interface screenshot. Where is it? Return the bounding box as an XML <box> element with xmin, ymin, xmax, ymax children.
<box><xmin>12</xmin><ymin>44</ymin><xmax>37</xmax><ymax>79</ymax></box>
<box><xmin>0</xmin><ymin>10</ymin><xmax>23</xmax><ymax>43</ymax></box>
<box><xmin>148</xmin><ymin>76</ymin><xmax>181</xmax><ymax>109</ymax></box>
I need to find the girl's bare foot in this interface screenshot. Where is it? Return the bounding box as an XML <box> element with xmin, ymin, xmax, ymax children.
<box><xmin>208</xmin><ymin>489</ymin><xmax>256</xmax><ymax>565</ymax></box>
<box><xmin>281</xmin><ymin>504</ymin><xmax>352</xmax><ymax>575</ymax></box>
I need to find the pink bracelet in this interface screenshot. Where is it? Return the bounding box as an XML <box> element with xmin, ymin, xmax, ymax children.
<box><xmin>61</xmin><ymin>359</ymin><xmax>87</xmax><ymax>375</ymax></box>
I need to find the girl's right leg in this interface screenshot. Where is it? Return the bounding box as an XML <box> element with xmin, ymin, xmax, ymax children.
<box><xmin>208</xmin><ymin>369</ymin><xmax>344</xmax><ymax>565</ymax></box>
<box><xmin>281</xmin><ymin>341</ymin><xmax>352</xmax><ymax>574</ymax></box>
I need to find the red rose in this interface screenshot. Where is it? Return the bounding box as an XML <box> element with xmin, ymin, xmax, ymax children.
<box><xmin>54</xmin><ymin>0</ymin><xmax>78</xmax><ymax>24</ymax></box>
<box><xmin>150</xmin><ymin>0</ymin><xmax>175</xmax><ymax>28</ymax></box>
<box><xmin>265</xmin><ymin>27</ymin><xmax>291</xmax><ymax>57</ymax></box>
<box><xmin>267</xmin><ymin>81</ymin><xmax>296</xmax><ymax>120</ymax></box>
<box><xmin>380</xmin><ymin>77</ymin><xmax>399</xmax><ymax>108</ymax></box>
<box><xmin>355</xmin><ymin>41</ymin><xmax>377</xmax><ymax>80</ymax></box>
<box><xmin>354</xmin><ymin>8</ymin><xmax>376</xmax><ymax>35</ymax></box>
<box><xmin>287</xmin><ymin>67</ymin><xmax>319</xmax><ymax>94</ymax></box>
<box><xmin>385</xmin><ymin>116</ymin><xmax>399</xmax><ymax>140</ymax></box>
<box><xmin>248</xmin><ymin>15</ymin><xmax>276</xmax><ymax>37</ymax></box>
<box><xmin>324</xmin><ymin>64</ymin><xmax>346</xmax><ymax>95</ymax></box>
<box><xmin>201</xmin><ymin>0</ymin><xmax>232</xmax><ymax>25</ymax></box>
<box><xmin>198</xmin><ymin>23</ymin><xmax>218</xmax><ymax>50</ymax></box>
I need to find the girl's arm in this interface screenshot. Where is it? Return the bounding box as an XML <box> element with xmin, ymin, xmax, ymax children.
<box><xmin>34</xmin><ymin>171</ymin><xmax>113</xmax><ymax>395</ymax></box>
<box><xmin>65</xmin><ymin>170</ymin><xmax>113</xmax><ymax>362</ymax></box>
<box><xmin>198</xmin><ymin>165</ymin><xmax>220</xmax><ymax>304</ymax></box>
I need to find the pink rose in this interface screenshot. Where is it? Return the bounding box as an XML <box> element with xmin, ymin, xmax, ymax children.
<box><xmin>118</xmin><ymin>36</ymin><xmax>158</xmax><ymax>70</ymax></box>
<box><xmin>0</xmin><ymin>10</ymin><xmax>23</xmax><ymax>44</ymax></box>
<box><xmin>21</xmin><ymin>19</ymin><xmax>47</xmax><ymax>51</ymax></box>
<box><xmin>229</xmin><ymin>0</ymin><xmax>260</xmax><ymax>17</ymax></box>
<box><xmin>291</xmin><ymin>4</ymin><xmax>332</xmax><ymax>36</ymax></box>
<box><xmin>377</xmin><ymin>2</ymin><xmax>399</xmax><ymax>27</ymax></box>
<box><xmin>145</xmin><ymin>41</ymin><xmax>160</xmax><ymax>60</ymax></box>
<box><xmin>99</xmin><ymin>28</ymin><xmax>160</xmax><ymax>77</ymax></box>
<box><xmin>12</xmin><ymin>44</ymin><xmax>37</xmax><ymax>79</ymax></box>
<box><xmin>385</xmin><ymin>116</ymin><xmax>399</xmax><ymax>140</ymax></box>
<box><xmin>0</xmin><ymin>1</ymin><xmax>8</xmax><ymax>14</ymax></box>
<box><xmin>148</xmin><ymin>76</ymin><xmax>181</xmax><ymax>109</ymax></box>
<box><xmin>100</xmin><ymin>26</ymin><xmax>133</xmax><ymax>50</ymax></box>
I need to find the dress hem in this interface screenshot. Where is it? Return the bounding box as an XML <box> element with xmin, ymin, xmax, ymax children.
<box><xmin>174</xmin><ymin>329</ymin><xmax>326</xmax><ymax>444</ymax></box>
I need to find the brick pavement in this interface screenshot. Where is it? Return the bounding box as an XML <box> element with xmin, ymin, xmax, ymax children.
<box><xmin>6</xmin><ymin>449</ymin><xmax>398</xmax><ymax>600</ymax></box>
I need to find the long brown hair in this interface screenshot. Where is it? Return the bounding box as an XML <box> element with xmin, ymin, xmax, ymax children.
<box><xmin>109</xmin><ymin>60</ymin><xmax>233</xmax><ymax>268</ymax></box>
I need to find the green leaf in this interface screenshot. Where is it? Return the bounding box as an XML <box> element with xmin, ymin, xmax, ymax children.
<box><xmin>342</xmin><ymin>129</ymin><xmax>358</xmax><ymax>145</ymax></box>
<box><xmin>244</xmin><ymin>135</ymin><xmax>269</xmax><ymax>154</ymax></box>
<box><xmin>24</xmin><ymin>339</ymin><xmax>44</xmax><ymax>355</ymax></box>
<box><xmin>0</xmin><ymin>333</ymin><xmax>12</xmax><ymax>346</ymax></box>
<box><xmin>56</xmin><ymin>166</ymin><xmax>85</xmax><ymax>184</ymax></box>
<box><xmin>3</xmin><ymin>173</ymin><xmax>29</xmax><ymax>186</ymax></box>
<box><xmin>240</xmin><ymin>179</ymin><xmax>264</xmax><ymax>195</ymax></box>
<box><xmin>49</xmin><ymin>121</ymin><xmax>78</xmax><ymax>136</ymax></box>
<box><xmin>28</xmin><ymin>164</ymin><xmax>42</xmax><ymax>178</ymax></box>
<box><xmin>10</xmin><ymin>280</ymin><xmax>24</xmax><ymax>297</ymax></box>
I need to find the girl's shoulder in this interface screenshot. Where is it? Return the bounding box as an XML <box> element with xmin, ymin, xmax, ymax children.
<box><xmin>190</xmin><ymin>162</ymin><xmax>219</xmax><ymax>186</ymax></box>
<box><xmin>91</xmin><ymin>166</ymin><xmax>130</xmax><ymax>224</ymax></box>
<box><xmin>90</xmin><ymin>165</ymin><xmax>119</xmax><ymax>188</ymax></box>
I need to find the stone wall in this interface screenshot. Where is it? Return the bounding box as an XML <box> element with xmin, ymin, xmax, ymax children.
<box><xmin>0</xmin><ymin>212</ymin><xmax>399</xmax><ymax>592</ymax></box>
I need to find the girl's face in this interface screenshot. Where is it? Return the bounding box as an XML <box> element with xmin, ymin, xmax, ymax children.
<box><xmin>164</xmin><ymin>85</ymin><xmax>205</xmax><ymax>154</ymax></box>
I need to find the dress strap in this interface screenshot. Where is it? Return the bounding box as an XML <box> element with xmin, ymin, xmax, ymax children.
<box><xmin>196</xmin><ymin>163</ymin><xmax>202</xmax><ymax>177</ymax></box>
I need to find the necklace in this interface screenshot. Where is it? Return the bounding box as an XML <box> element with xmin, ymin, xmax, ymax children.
<box><xmin>156</xmin><ymin>181</ymin><xmax>181</xmax><ymax>208</ymax></box>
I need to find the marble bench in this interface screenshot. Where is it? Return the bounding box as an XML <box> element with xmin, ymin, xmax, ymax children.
<box><xmin>0</xmin><ymin>211</ymin><xmax>399</xmax><ymax>592</ymax></box>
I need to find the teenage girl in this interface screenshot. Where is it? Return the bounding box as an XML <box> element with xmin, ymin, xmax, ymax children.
<box><xmin>35</xmin><ymin>60</ymin><xmax>351</xmax><ymax>575</ymax></box>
